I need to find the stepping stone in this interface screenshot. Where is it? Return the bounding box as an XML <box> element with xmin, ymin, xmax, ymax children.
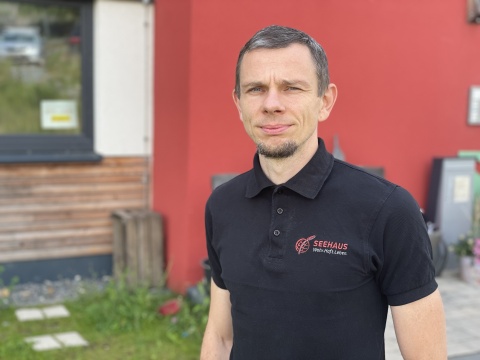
<box><xmin>24</xmin><ymin>335</ymin><xmax>62</xmax><ymax>351</ymax></box>
<box><xmin>15</xmin><ymin>308</ymin><xmax>44</xmax><ymax>322</ymax></box>
<box><xmin>15</xmin><ymin>305</ymin><xmax>70</xmax><ymax>322</ymax></box>
<box><xmin>43</xmin><ymin>305</ymin><xmax>70</xmax><ymax>319</ymax></box>
<box><xmin>24</xmin><ymin>332</ymin><xmax>88</xmax><ymax>351</ymax></box>
<box><xmin>54</xmin><ymin>331</ymin><xmax>89</xmax><ymax>347</ymax></box>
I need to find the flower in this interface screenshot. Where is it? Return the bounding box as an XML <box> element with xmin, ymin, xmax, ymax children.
<box><xmin>451</xmin><ymin>233</ymin><xmax>475</xmax><ymax>257</ymax></box>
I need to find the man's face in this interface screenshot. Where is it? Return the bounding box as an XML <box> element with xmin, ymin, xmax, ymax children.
<box><xmin>233</xmin><ymin>43</ymin><xmax>335</xmax><ymax>158</ymax></box>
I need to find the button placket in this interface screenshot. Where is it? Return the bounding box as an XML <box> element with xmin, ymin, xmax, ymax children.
<box><xmin>268</xmin><ymin>186</ymin><xmax>286</xmax><ymax>258</ymax></box>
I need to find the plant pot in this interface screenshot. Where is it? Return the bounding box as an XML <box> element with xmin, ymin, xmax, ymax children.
<box><xmin>460</xmin><ymin>256</ymin><xmax>475</xmax><ymax>283</ymax></box>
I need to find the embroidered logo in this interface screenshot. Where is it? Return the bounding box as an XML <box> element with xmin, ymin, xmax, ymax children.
<box><xmin>295</xmin><ymin>235</ymin><xmax>316</xmax><ymax>254</ymax></box>
<box><xmin>295</xmin><ymin>235</ymin><xmax>349</xmax><ymax>256</ymax></box>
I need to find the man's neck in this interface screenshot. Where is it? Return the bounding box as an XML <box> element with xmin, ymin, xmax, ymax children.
<box><xmin>259</xmin><ymin>139</ymin><xmax>318</xmax><ymax>185</ymax></box>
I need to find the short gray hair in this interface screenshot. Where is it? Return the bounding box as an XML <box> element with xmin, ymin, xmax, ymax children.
<box><xmin>234</xmin><ymin>25</ymin><xmax>330</xmax><ymax>97</ymax></box>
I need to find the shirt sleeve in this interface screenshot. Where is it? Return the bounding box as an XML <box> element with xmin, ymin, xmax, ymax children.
<box><xmin>370</xmin><ymin>186</ymin><xmax>438</xmax><ymax>306</ymax></box>
<box><xmin>205</xmin><ymin>197</ymin><xmax>227</xmax><ymax>290</ymax></box>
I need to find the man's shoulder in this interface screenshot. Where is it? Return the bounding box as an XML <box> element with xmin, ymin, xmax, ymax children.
<box><xmin>331</xmin><ymin>159</ymin><xmax>395</xmax><ymax>188</ymax></box>
<box><xmin>328</xmin><ymin>159</ymin><xmax>407</xmax><ymax>209</ymax></box>
<box><xmin>331</xmin><ymin>160</ymin><xmax>423</xmax><ymax>219</ymax></box>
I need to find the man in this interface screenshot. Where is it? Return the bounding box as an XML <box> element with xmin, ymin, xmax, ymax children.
<box><xmin>201</xmin><ymin>25</ymin><xmax>447</xmax><ymax>359</ymax></box>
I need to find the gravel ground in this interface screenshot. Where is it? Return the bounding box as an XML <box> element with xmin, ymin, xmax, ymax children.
<box><xmin>0</xmin><ymin>275</ymin><xmax>111</xmax><ymax>308</ymax></box>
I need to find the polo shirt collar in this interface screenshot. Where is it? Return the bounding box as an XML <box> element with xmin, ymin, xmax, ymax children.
<box><xmin>245</xmin><ymin>138</ymin><xmax>334</xmax><ymax>199</ymax></box>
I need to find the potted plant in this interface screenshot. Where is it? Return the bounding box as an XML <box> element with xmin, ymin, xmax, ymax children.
<box><xmin>451</xmin><ymin>232</ymin><xmax>475</xmax><ymax>282</ymax></box>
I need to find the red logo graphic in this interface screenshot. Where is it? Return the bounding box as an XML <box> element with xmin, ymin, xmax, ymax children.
<box><xmin>295</xmin><ymin>235</ymin><xmax>316</xmax><ymax>254</ymax></box>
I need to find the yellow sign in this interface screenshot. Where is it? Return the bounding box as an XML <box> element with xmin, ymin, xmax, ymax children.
<box><xmin>51</xmin><ymin>115</ymin><xmax>71</xmax><ymax>122</ymax></box>
<box><xmin>40</xmin><ymin>100</ymin><xmax>78</xmax><ymax>130</ymax></box>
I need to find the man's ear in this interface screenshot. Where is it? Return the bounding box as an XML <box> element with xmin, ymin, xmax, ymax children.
<box><xmin>232</xmin><ymin>89</ymin><xmax>243</xmax><ymax>121</ymax></box>
<box><xmin>318</xmin><ymin>83</ymin><xmax>338</xmax><ymax>122</ymax></box>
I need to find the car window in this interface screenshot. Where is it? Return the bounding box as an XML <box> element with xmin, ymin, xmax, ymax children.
<box><xmin>3</xmin><ymin>34</ymin><xmax>36</xmax><ymax>42</ymax></box>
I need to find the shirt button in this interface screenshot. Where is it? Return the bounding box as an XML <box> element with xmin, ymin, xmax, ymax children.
<box><xmin>273</xmin><ymin>230</ymin><xmax>280</xmax><ymax>236</ymax></box>
<box><xmin>277</xmin><ymin>208</ymin><xmax>283</xmax><ymax>214</ymax></box>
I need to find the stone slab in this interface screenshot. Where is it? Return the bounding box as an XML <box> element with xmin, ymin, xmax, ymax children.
<box><xmin>54</xmin><ymin>331</ymin><xmax>89</xmax><ymax>347</ymax></box>
<box><xmin>15</xmin><ymin>308</ymin><xmax>44</xmax><ymax>322</ymax></box>
<box><xmin>24</xmin><ymin>335</ymin><xmax>62</xmax><ymax>351</ymax></box>
<box><xmin>43</xmin><ymin>305</ymin><xmax>70</xmax><ymax>318</ymax></box>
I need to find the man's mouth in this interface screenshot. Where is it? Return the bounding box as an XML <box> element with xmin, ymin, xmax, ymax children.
<box><xmin>261</xmin><ymin>125</ymin><xmax>291</xmax><ymax>135</ymax></box>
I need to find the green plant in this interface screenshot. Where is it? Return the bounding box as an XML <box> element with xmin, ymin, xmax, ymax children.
<box><xmin>451</xmin><ymin>233</ymin><xmax>475</xmax><ymax>257</ymax></box>
<box><xmin>165</xmin><ymin>284</ymin><xmax>210</xmax><ymax>343</ymax></box>
<box><xmin>0</xmin><ymin>265</ymin><xmax>19</xmax><ymax>290</ymax></box>
<box><xmin>74</xmin><ymin>274</ymin><xmax>169</xmax><ymax>335</ymax></box>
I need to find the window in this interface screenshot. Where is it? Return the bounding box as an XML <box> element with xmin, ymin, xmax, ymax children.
<box><xmin>0</xmin><ymin>0</ymin><xmax>100</xmax><ymax>162</ymax></box>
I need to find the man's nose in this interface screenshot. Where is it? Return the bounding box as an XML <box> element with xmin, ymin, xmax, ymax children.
<box><xmin>263</xmin><ymin>90</ymin><xmax>285</xmax><ymax>114</ymax></box>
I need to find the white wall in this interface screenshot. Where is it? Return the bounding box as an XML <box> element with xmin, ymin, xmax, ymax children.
<box><xmin>94</xmin><ymin>0</ymin><xmax>154</xmax><ymax>156</ymax></box>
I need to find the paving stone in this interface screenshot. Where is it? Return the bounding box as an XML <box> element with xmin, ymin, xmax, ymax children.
<box><xmin>24</xmin><ymin>335</ymin><xmax>62</xmax><ymax>351</ymax></box>
<box><xmin>448</xmin><ymin>343</ymin><xmax>480</xmax><ymax>357</ymax></box>
<box><xmin>387</xmin><ymin>352</ymin><xmax>404</xmax><ymax>360</ymax></box>
<box><xmin>42</xmin><ymin>305</ymin><xmax>70</xmax><ymax>319</ymax></box>
<box><xmin>54</xmin><ymin>331</ymin><xmax>89</xmax><ymax>347</ymax></box>
<box><xmin>15</xmin><ymin>308</ymin><xmax>44</xmax><ymax>322</ymax></box>
<box><xmin>385</xmin><ymin>272</ymin><xmax>480</xmax><ymax>359</ymax></box>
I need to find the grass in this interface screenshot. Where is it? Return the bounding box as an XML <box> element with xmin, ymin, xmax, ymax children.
<box><xmin>0</xmin><ymin>278</ymin><xmax>208</xmax><ymax>360</ymax></box>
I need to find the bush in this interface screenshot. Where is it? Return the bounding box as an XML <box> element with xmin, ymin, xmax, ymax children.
<box><xmin>451</xmin><ymin>233</ymin><xmax>475</xmax><ymax>257</ymax></box>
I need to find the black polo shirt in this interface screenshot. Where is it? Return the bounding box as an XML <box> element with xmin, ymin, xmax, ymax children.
<box><xmin>205</xmin><ymin>138</ymin><xmax>437</xmax><ymax>360</ymax></box>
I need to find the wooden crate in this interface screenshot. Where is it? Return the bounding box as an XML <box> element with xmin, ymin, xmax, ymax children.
<box><xmin>112</xmin><ymin>209</ymin><xmax>164</xmax><ymax>287</ymax></box>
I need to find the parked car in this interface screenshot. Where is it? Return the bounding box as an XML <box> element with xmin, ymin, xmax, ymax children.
<box><xmin>0</xmin><ymin>27</ymin><xmax>43</xmax><ymax>65</ymax></box>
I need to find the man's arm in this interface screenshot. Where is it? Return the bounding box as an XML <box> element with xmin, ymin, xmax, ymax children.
<box><xmin>391</xmin><ymin>289</ymin><xmax>447</xmax><ymax>359</ymax></box>
<box><xmin>200</xmin><ymin>280</ymin><xmax>233</xmax><ymax>360</ymax></box>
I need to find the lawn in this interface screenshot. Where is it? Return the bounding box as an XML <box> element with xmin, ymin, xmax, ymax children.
<box><xmin>0</xmin><ymin>279</ymin><xmax>207</xmax><ymax>360</ymax></box>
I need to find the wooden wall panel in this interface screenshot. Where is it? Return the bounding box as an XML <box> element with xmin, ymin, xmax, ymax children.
<box><xmin>0</xmin><ymin>157</ymin><xmax>149</xmax><ymax>263</ymax></box>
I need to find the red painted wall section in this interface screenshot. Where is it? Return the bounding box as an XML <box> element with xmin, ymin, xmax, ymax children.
<box><xmin>154</xmin><ymin>0</ymin><xmax>480</xmax><ymax>291</ymax></box>
<box><xmin>153</xmin><ymin>0</ymin><xmax>193</xmax><ymax>292</ymax></box>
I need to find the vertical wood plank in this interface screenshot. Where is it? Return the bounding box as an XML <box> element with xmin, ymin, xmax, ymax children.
<box><xmin>150</xmin><ymin>211</ymin><xmax>164</xmax><ymax>287</ymax></box>
<box><xmin>125</xmin><ymin>214</ymin><xmax>139</xmax><ymax>287</ymax></box>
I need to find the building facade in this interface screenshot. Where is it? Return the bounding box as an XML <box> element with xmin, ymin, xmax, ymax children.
<box><xmin>153</xmin><ymin>0</ymin><xmax>480</xmax><ymax>292</ymax></box>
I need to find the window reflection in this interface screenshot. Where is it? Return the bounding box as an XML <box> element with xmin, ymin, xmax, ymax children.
<box><xmin>0</xmin><ymin>1</ymin><xmax>82</xmax><ymax>135</ymax></box>
<box><xmin>0</xmin><ymin>27</ymin><xmax>43</xmax><ymax>64</ymax></box>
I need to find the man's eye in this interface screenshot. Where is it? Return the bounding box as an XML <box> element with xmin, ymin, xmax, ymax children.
<box><xmin>248</xmin><ymin>87</ymin><xmax>262</xmax><ymax>93</ymax></box>
<box><xmin>286</xmin><ymin>86</ymin><xmax>300</xmax><ymax>91</ymax></box>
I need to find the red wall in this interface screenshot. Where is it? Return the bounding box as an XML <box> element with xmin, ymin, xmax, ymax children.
<box><xmin>154</xmin><ymin>0</ymin><xmax>480</xmax><ymax>292</ymax></box>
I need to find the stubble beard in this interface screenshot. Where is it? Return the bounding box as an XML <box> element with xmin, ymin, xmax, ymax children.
<box><xmin>256</xmin><ymin>140</ymin><xmax>298</xmax><ymax>159</ymax></box>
